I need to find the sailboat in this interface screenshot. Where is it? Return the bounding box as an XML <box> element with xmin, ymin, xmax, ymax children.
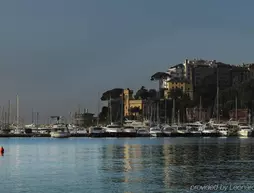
<box><xmin>212</xmin><ymin>68</ymin><xmax>229</xmax><ymax>137</ymax></box>
<box><xmin>89</xmin><ymin>93</ymin><xmax>105</xmax><ymax>137</ymax></box>
<box><xmin>104</xmin><ymin>94</ymin><xmax>124</xmax><ymax>137</ymax></box>
<box><xmin>14</xmin><ymin>95</ymin><xmax>25</xmax><ymax>135</ymax></box>
<box><xmin>149</xmin><ymin>99</ymin><xmax>163</xmax><ymax>137</ymax></box>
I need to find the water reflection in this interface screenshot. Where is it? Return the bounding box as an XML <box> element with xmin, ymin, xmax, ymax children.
<box><xmin>1</xmin><ymin>138</ymin><xmax>254</xmax><ymax>193</ymax></box>
<box><xmin>100</xmin><ymin>138</ymin><xmax>254</xmax><ymax>192</ymax></box>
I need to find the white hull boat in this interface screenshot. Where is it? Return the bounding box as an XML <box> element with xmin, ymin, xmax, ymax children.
<box><xmin>137</xmin><ymin>128</ymin><xmax>150</xmax><ymax>137</ymax></box>
<box><xmin>51</xmin><ymin>131</ymin><xmax>70</xmax><ymax>138</ymax></box>
<box><xmin>89</xmin><ymin>127</ymin><xmax>105</xmax><ymax>137</ymax></box>
<box><xmin>238</xmin><ymin>125</ymin><xmax>253</xmax><ymax>137</ymax></box>
<box><xmin>149</xmin><ymin>127</ymin><xmax>163</xmax><ymax>137</ymax></box>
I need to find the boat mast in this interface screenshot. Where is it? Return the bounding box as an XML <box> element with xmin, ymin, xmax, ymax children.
<box><xmin>235</xmin><ymin>96</ymin><xmax>238</xmax><ymax>121</ymax></box>
<box><xmin>4</xmin><ymin>112</ymin><xmax>7</xmax><ymax>130</ymax></box>
<box><xmin>36</xmin><ymin>112</ymin><xmax>39</xmax><ymax>129</ymax></box>
<box><xmin>1</xmin><ymin>106</ymin><xmax>4</xmax><ymax>128</ymax></box>
<box><xmin>172</xmin><ymin>98</ymin><xmax>175</xmax><ymax>124</ymax></box>
<box><xmin>32</xmin><ymin>108</ymin><xmax>34</xmax><ymax>124</ymax></box>
<box><xmin>120</xmin><ymin>92</ymin><xmax>123</xmax><ymax>126</ymax></box>
<box><xmin>177</xmin><ymin>110</ymin><xmax>180</xmax><ymax>125</ymax></box>
<box><xmin>7</xmin><ymin>100</ymin><xmax>11</xmax><ymax>129</ymax></box>
<box><xmin>216</xmin><ymin>67</ymin><xmax>219</xmax><ymax>123</ymax></box>
<box><xmin>69</xmin><ymin>112</ymin><xmax>72</xmax><ymax>125</ymax></box>
<box><xmin>149</xmin><ymin>102</ymin><xmax>153</xmax><ymax>126</ymax></box>
<box><xmin>199</xmin><ymin>96</ymin><xmax>202</xmax><ymax>121</ymax></box>
<box><xmin>97</xmin><ymin>92</ymin><xmax>100</xmax><ymax>126</ymax></box>
<box><xmin>109</xmin><ymin>94</ymin><xmax>112</xmax><ymax>123</ymax></box>
<box><xmin>16</xmin><ymin>94</ymin><xmax>19</xmax><ymax>128</ymax></box>
<box><xmin>157</xmin><ymin>80</ymin><xmax>161</xmax><ymax>125</ymax></box>
<box><xmin>164</xmin><ymin>98</ymin><xmax>167</xmax><ymax>124</ymax></box>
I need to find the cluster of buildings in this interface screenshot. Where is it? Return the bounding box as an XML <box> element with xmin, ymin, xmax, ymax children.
<box><xmin>124</xmin><ymin>59</ymin><xmax>254</xmax><ymax>122</ymax></box>
<box><xmin>71</xmin><ymin>58</ymin><xmax>254</xmax><ymax>125</ymax></box>
<box><xmin>161</xmin><ymin>59</ymin><xmax>254</xmax><ymax>99</ymax></box>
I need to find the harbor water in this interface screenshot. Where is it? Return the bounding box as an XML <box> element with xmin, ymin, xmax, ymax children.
<box><xmin>1</xmin><ymin>137</ymin><xmax>254</xmax><ymax>193</ymax></box>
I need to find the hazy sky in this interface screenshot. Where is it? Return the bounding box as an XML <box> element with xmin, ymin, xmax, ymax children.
<box><xmin>1</xmin><ymin>0</ymin><xmax>254</xmax><ymax>123</ymax></box>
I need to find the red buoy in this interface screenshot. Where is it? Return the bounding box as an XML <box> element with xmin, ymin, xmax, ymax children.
<box><xmin>0</xmin><ymin>146</ymin><xmax>4</xmax><ymax>154</ymax></box>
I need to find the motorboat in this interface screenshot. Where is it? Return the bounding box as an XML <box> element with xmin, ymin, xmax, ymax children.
<box><xmin>185</xmin><ymin>122</ymin><xmax>204</xmax><ymax>136</ymax></box>
<box><xmin>162</xmin><ymin>125</ymin><xmax>177</xmax><ymax>137</ymax></box>
<box><xmin>122</xmin><ymin>126</ymin><xmax>136</xmax><ymax>137</ymax></box>
<box><xmin>238</xmin><ymin>124</ymin><xmax>253</xmax><ymax>137</ymax></box>
<box><xmin>175</xmin><ymin>125</ymin><xmax>188</xmax><ymax>136</ymax></box>
<box><xmin>13</xmin><ymin>128</ymin><xmax>25</xmax><ymax>135</ymax></box>
<box><xmin>201</xmin><ymin>124</ymin><xmax>219</xmax><ymax>137</ymax></box>
<box><xmin>50</xmin><ymin>116</ymin><xmax>70</xmax><ymax>138</ymax></box>
<box><xmin>149</xmin><ymin>126</ymin><xmax>163</xmax><ymax>137</ymax></box>
<box><xmin>50</xmin><ymin>124</ymin><xmax>70</xmax><ymax>138</ymax></box>
<box><xmin>214</xmin><ymin>124</ymin><xmax>228</xmax><ymax>137</ymax></box>
<box><xmin>89</xmin><ymin>126</ymin><xmax>105</xmax><ymax>137</ymax></box>
<box><xmin>136</xmin><ymin>128</ymin><xmax>150</xmax><ymax>137</ymax></box>
<box><xmin>104</xmin><ymin>123</ymin><xmax>123</xmax><ymax>137</ymax></box>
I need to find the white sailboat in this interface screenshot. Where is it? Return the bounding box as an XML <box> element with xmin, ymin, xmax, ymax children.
<box><xmin>14</xmin><ymin>95</ymin><xmax>25</xmax><ymax>135</ymax></box>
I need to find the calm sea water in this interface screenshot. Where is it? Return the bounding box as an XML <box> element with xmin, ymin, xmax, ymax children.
<box><xmin>0</xmin><ymin>137</ymin><xmax>254</xmax><ymax>193</ymax></box>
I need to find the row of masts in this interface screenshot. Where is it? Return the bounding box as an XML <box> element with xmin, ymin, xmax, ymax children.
<box><xmin>1</xmin><ymin>95</ymin><xmax>19</xmax><ymax>129</ymax></box>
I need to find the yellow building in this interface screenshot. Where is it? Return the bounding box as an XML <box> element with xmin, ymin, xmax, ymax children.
<box><xmin>123</xmin><ymin>89</ymin><xmax>143</xmax><ymax>117</ymax></box>
<box><xmin>164</xmin><ymin>79</ymin><xmax>193</xmax><ymax>99</ymax></box>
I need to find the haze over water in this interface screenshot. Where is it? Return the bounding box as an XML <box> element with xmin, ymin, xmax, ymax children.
<box><xmin>0</xmin><ymin>137</ymin><xmax>254</xmax><ymax>193</ymax></box>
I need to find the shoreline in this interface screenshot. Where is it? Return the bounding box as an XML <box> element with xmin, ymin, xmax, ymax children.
<box><xmin>0</xmin><ymin>133</ymin><xmax>252</xmax><ymax>138</ymax></box>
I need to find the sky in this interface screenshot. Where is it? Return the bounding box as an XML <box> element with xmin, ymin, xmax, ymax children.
<box><xmin>1</xmin><ymin>0</ymin><xmax>254</xmax><ymax>123</ymax></box>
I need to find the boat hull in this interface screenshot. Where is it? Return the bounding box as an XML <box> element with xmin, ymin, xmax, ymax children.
<box><xmin>150</xmin><ymin>132</ymin><xmax>164</xmax><ymax>137</ymax></box>
<box><xmin>201</xmin><ymin>131</ymin><xmax>220</xmax><ymax>137</ymax></box>
<box><xmin>238</xmin><ymin>130</ymin><xmax>252</xmax><ymax>137</ymax></box>
<box><xmin>218</xmin><ymin>131</ymin><xmax>228</xmax><ymax>137</ymax></box>
<box><xmin>90</xmin><ymin>132</ymin><xmax>106</xmax><ymax>137</ymax></box>
<box><xmin>136</xmin><ymin>133</ymin><xmax>150</xmax><ymax>137</ymax></box>
<box><xmin>50</xmin><ymin>132</ymin><xmax>70</xmax><ymax>138</ymax></box>
<box><xmin>122</xmin><ymin>132</ymin><xmax>137</xmax><ymax>137</ymax></box>
<box><xmin>104</xmin><ymin>132</ymin><xmax>125</xmax><ymax>137</ymax></box>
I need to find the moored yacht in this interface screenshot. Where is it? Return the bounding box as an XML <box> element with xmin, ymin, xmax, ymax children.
<box><xmin>50</xmin><ymin>116</ymin><xmax>70</xmax><ymax>138</ymax></box>
<box><xmin>89</xmin><ymin>126</ymin><xmax>105</xmax><ymax>137</ymax></box>
<box><xmin>104</xmin><ymin>123</ymin><xmax>123</xmax><ymax>137</ymax></box>
<box><xmin>238</xmin><ymin>124</ymin><xmax>253</xmax><ymax>137</ymax></box>
<box><xmin>149</xmin><ymin>126</ymin><xmax>163</xmax><ymax>137</ymax></box>
<box><xmin>13</xmin><ymin>128</ymin><xmax>25</xmax><ymax>135</ymax></box>
<box><xmin>50</xmin><ymin>124</ymin><xmax>70</xmax><ymax>138</ymax></box>
<box><xmin>213</xmin><ymin>124</ymin><xmax>228</xmax><ymax>137</ymax></box>
<box><xmin>162</xmin><ymin>125</ymin><xmax>177</xmax><ymax>137</ymax></box>
<box><xmin>201</xmin><ymin>124</ymin><xmax>219</xmax><ymax>137</ymax></box>
<box><xmin>185</xmin><ymin>122</ymin><xmax>204</xmax><ymax>136</ymax></box>
<box><xmin>175</xmin><ymin>125</ymin><xmax>188</xmax><ymax>136</ymax></box>
<box><xmin>136</xmin><ymin>128</ymin><xmax>150</xmax><ymax>137</ymax></box>
<box><xmin>122</xmin><ymin>126</ymin><xmax>136</xmax><ymax>137</ymax></box>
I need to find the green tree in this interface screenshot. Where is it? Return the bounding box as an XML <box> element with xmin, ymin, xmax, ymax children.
<box><xmin>100</xmin><ymin>88</ymin><xmax>124</xmax><ymax>123</ymax></box>
<box><xmin>135</xmin><ymin>86</ymin><xmax>149</xmax><ymax>100</ymax></box>
<box><xmin>100</xmin><ymin>88</ymin><xmax>124</xmax><ymax>101</ymax></box>
<box><xmin>99</xmin><ymin>106</ymin><xmax>109</xmax><ymax>123</ymax></box>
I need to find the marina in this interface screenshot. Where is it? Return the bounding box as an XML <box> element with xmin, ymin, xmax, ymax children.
<box><xmin>1</xmin><ymin>119</ymin><xmax>254</xmax><ymax>138</ymax></box>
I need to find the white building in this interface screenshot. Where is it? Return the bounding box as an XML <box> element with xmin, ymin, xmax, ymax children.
<box><xmin>162</xmin><ymin>63</ymin><xmax>185</xmax><ymax>88</ymax></box>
